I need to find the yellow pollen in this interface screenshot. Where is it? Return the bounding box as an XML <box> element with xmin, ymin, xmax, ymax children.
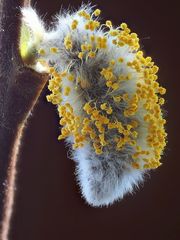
<box><xmin>93</xmin><ymin>9</ymin><xmax>101</xmax><ymax>16</ymax></box>
<box><xmin>64</xmin><ymin>34</ymin><xmax>73</xmax><ymax>50</ymax></box>
<box><xmin>64</xmin><ymin>86</ymin><xmax>71</xmax><ymax>96</ymax></box>
<box><xmin>106</xmin><ymin>20</ymin><xmax>112</xmax><ymax>28</ymax></box>
<box><xmin>44</xmin><ymin>7</ymin><xmax>167</xmax><ymax>170</ymax></box>
<box><xmin>118</xmin><ymin>57</ymin><xmax>124</xmax><ymax>63</ymax></box>
<box><xmin>50</xmin><ymin>47</ymin><xmax>58</xmax><ymax>54</ymax></box>
<box><xmin>38</xmin><ymin>48</ymin><xmax>46</xmax><ymax>55</ymax></box>
<box><xmin>71</xmin><ymin>19</ymin><xmax>78</xmax><ymax>30</ymax></box>
<box><xmin>78</xmin><ymin>52</ymin><xmax>84</xmax><ymax>60</ymax></box>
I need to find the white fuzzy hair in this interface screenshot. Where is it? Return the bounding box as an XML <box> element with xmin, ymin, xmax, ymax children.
<box><xmin>73</xmin><ymin>143</ymin><xmax>145</xmax><ymax>206</ymax></box>
<box><xmin>21</xmin><ymin>4</ymin><xmax>150</xmax><ymax>207</ymax></box>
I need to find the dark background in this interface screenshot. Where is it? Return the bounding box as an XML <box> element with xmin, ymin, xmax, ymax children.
<box><xmin>11</xmin><ymin>0</ymin><xmax>180</xmax><ymax>239</ymax></box>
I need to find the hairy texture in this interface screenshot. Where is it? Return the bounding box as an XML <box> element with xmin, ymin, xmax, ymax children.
<box><xmin>73</xmin><ymin>143</ymin><xmax>144</xmax><ymax>206</ymax></box>
<box><xmin>21</xmin><ymin>4</ymin><xmax>167</xmax><ymax>206</ymax></box>
<box><xmin>0</xmin><ymin>0</ymin><xmax>47</xmax><ymax>239</ymax></box>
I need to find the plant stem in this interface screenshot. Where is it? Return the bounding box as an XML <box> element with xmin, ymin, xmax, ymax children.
<box><xmin>0</xmin><ymin>0</ymin><xmax>48</xmax><ymax>239</ymax></box>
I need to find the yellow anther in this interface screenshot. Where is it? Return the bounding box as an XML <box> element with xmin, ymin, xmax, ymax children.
<box><xmin>122</xmin><ymin>93</ymin><xmax>129</xmax><ymax>101</ymax></box>
<box><xmin>118</xmin><ymin>42</ymin><xmax>125</xmax><ymax>47</ymax></box>
<box><xmin>131</xmin><ymin>162</ymin><xmax>140</xmax><ymax>169</ymax></box>
<box><xmin>78</xmin><ymin>10</ymin><xmax>90</xmax><ymax>20</ymax></box>
<box><xmin>127</xmin><ymin>124</ymin><xmax>133</xmax><ymax>130</ymax></box>
<box><xmin>106</xmin><ymin>107</ymin><xmax>113</xmax><ymax>115</ymax></box>
<box><xmin>131</xmin><ymin>131</ymin><xmax>138</xmax><ymax>138</ymax></box>
<box><xmin>100</xmin><ymin>67</ymin><xmax>113</xmax><ymax>80</ymax></box>
<box><xmin>85</xmin><ymin>20</ymin><xmax>100</xmax><ymax>31</ymax></box>
<box><xmin>93</xmin><ymin>9</ymin><xmax>101</xmax><ymax>16</ymax></box>
<box><xmin>102</xmin><ymin>117</ymin><xmax>110</xmax><ymax>124</ymax></box>
<box><xmin>90</xmin><ymin>35</ymin><xmax>95</xmax><ymax>42</ymax></box>
<box><xmin>97</xmin><ymin>36</ymin><xmax>107</xmax><ymax>49</ymax></box>
<box><xmin>92</xmin><ymin>109</ymin><xmax>99</xmax><ymax>117</ymax></box>
<box><xmin>67</xmin><ymin>74</ymin><xmax>74</xmax><ymax>81</ymax></box>
<box><xmin>81</xmin><ymin>44</ymin><xmax>87</xmax><ymax>52</ymax></box>
<box><xmin>106</xmin><ymin>20</ymin><xmax>112</xmax><ymax>28</ymax></box>
<box><xmin>126</xmin><ymin>73</ymin><xmax>132</xmax><ymax>80</ymax></box>
<box><xmin>61</xmin><ymin>71</ymin><xmax>67</xmax><ymax>77</ymax></box>
<box><xmin>130</xmin><ymin>140</ymin><xmax>136</xmax><ymax>146</ymax></box>
<box><xmin>159</xmin><ymin>98</ymin><xmax>165</xmax><ymax>105</ymax></box>
<box><xmin>65</xmin><ymin>102</ymin><xmax>73</xmax><ymax>111</ymax></box>
<box><xmin>38</xmin><ymin>48</ymin><xmax>46</xmax><ymax>55</ymax></box>
<box><xmin>152</xmin><ymin>65</ymin><xmax>159</xmax><ymax>74</ymax></box>
<box><xmin>111</xmin><ymin>83</ymin><xmax>119</xmax><ymax>90</ymax></box>
<box><xmin>83</xmin><ymin>102</ymin><xmax>92</xmax><ymax>113</ymax></box>
<box><xmin>100</xmin><ymin>103</ymin><xmax>107</xmax><ymax>110</ymax></box>
<box><xmin>113</xmin><ymin>96</ymin><xmax>122</xmax><ymax>102</ymax></box>
<box><xmin>120</xmin><ymin>23</ymin><xmax>128</xmax><ymax>29</ymax></box>
<box><xmin>83</xmin><ymin>117</ymin><xmax>91</xmax><ymax>124</ymax></box>
<box><xmin>109</xmin><ymin>60</ymin><xmax>115</xmax><ymax>66</ymax></box>
<box><xmin>58</xmin><ymin>105</ymin><xmax>66</xmax><ymax>112</ymax></box>
<box><xmin>145</xmin><ymin>56</ymin><xmax>152</xmax><ymax>63</ymax></box>
<box><xmin>158</xmin><ymin>87</ymin><xmax>166</xmax><ymax>95</ymax></box>
<box><xmin>93</xmin><ymin>142</ymin><xmax>103</xmax><ymax>154</ymax></box>
<box><xmin>99</xmin><ymin>133</ymin><xmax>107</xmax><ymax>146</ymax></box>
<box><xmin>131</xmin><ymin>33</ymin><xmax>138</xmax><ymax>39</ymax></box>
<box><xmin>106</xmin><ymin>81</ymin><xmax>113</xmax><ymax>88</ymax></box>
<box><xmin>135</xmin><ymin>146</ymin><xmax>141</xmax><ymax>152</ymax></box>
<box><xmin>112</xmin><ymin>39</ymin><xmax>117</xmax><ymax>45</ymax></box>
<box><xmin>90</xmin><ymin>132</ymin><xmax>96</xmax><ymax>139</ymax></box>
<box><xmin>50</xmin><ymin>47</ymin><xmax>58</xmax><ymax>54</ymax></box>
<box><xmin>95</xmin><ymin>148</ymin><xmax>103</xmax><ymax>155</ymax></box>
<box><xmin>78</xmin><ymin>52</ymin><xmax>83</xmax><ymax>59</ymax></box>
<box><xmin>64</xmin><ymin>34</ymin><xmax>72</xmax><ymax>50</ymax></box>
<box><xmin>110</xmin><ymin>30</ymin><xmax>119</xmax><ymax>36</ymax></box>
<box><xmin>48</xmin><ymin>67</ymin><xmax>56</xmax><ymax>74</ymax></box>
<box><xmin>118</xmin><ymin>57</ymin><xmax>124</xmax><ymax>63</ymax></box>
<box><xmin>136</xmin><ymin>51</ymin><xmax>143</xmax><ymax>57</ymax></box>
<box><xmin>88</xmin><ymin>51</ymin><xmax>96</xmax><ymax>58</ymax></box>
<box><xmin>64</xmin><ymin>86</ymin><xmax>71</xmax><ymax>96</ymax></box>
<box><xmin>71</xmin><ymin>19</ymin><xmax>78</xmax><ymax>30</ymax></box>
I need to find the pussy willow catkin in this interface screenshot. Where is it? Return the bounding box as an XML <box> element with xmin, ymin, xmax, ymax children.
<box><xmin>20</xmin><ymin>4</ymin><xmax>167</xmax><ymax>206</ymax></box>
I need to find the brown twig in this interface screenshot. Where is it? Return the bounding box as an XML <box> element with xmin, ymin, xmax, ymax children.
<box><xmin>0</xmin><ymin>0</ymin><xmax>48</xmax><ymax>239</ymax></box>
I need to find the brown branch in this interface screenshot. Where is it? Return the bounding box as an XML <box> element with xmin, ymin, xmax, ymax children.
<box><xmin>0</xmin><ymin>0</ymin><xmax>48</xmax><ymax>239</ymax></box>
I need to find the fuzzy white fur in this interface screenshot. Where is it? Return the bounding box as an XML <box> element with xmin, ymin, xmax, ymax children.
<box><xmin>21</xmin><ymin>4</ymin><xmax>149</xmax><ymax>207</ymax></box>
<box><xmin>73</xmin><ymin>143</ymin><xmax>145</xmax><ymax>206</ymax></box>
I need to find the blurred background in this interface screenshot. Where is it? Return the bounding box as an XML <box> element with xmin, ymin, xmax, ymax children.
<box><xmin>10</xmin><ymin>0</ymin><xmax>180</xmax><ymax>239</ymax></box>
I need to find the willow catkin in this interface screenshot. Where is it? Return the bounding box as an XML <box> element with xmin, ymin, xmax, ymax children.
<box><xmin>20</xmin><ymin>4</ymin><xmax>167</xmax><ymax>206</ymax></box>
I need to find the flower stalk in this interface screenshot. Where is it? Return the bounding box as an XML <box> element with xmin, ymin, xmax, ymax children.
<box><xmin>0</xmin><ymin>0</ymin><xmax>47</xmax><ymax>239</ymax></box>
